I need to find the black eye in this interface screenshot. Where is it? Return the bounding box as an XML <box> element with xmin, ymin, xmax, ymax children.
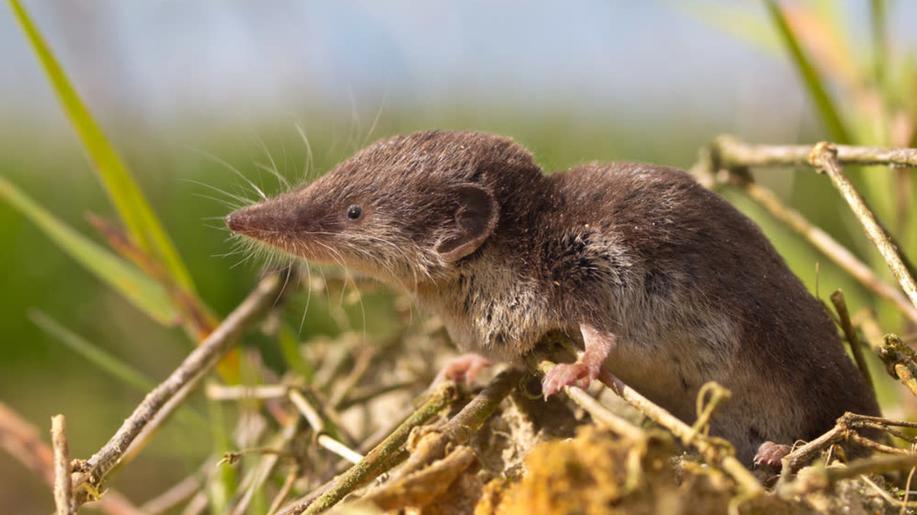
<box><xmin>346</xmin><ymin>205</ymin><xmax>362</xmax><ymax>220</ymax></box>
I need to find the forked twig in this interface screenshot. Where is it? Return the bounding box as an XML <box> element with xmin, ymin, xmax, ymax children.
<box><xmin>807</xmin><ymin>142</ymin><xmax>917</xmax><ymax>310</ymax></box>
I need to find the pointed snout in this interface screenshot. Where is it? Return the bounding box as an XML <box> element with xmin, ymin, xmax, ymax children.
<box><xmin>225</xmin><ymin>209</ymin><xmax>250</xmax><ymax>233</ymax></box>
<box><xmin>226</xmin><ymin>198</ymin><xmax>301</xmax><ymax>239</ymax></box>
<box><xmin>225</xmin><ymin>204</ymin><xmax>272</xmax><ymax>235</ymax></box>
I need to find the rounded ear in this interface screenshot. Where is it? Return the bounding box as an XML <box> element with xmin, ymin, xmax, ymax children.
<box><xmin>435</xmin><ymin>184</ymin><xmax>499</xmax><ymax>262</ymax></box>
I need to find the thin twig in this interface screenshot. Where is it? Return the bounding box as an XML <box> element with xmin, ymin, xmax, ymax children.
<box><xmin>277</xmin><ymin>381</ymin><xmax>457</xmax><ymax>515</ymax></box>
<box><xmin>714</xmin><ymin>136</ymin><xmax>917</xmax><ymax>169</ymax></box>
<box><xmin>534</xmin><ymin>360</ymin><xmax>644</xmax><ymax>440</ymax></box>
<box><xmin>780</xmin><ymin>453</ymin><xmax>917</xmax><ymax>498</ymax></box>
<box><xmin>697</xmin><ymin>137</ymin><xmax>917</xmax><ymax>324</ymax></box>
<box><xmin>266</xmin><ymin>466</ymin><xmax>299</xmax><ymax>515</ymax></box>
<box><xmin>206</xmin><ymin>384</ymin><xmax>289</xmax><ymax>401</ymax></box>
<box><xmin>778</xmin><ymin>412</ymin><xmax>917</xmax><ymax>482</ymax></box>
<box><xmin>229</xmin><ymin>417</ymin><xmax>301</xmax><ymax>515</ymax></box>
<box><xmin>51</xmin><ymin>415</ymin><xmax>73</xmax><ymax>515</ymax></box>
<box><xmin>779</xmin><ymin>426</ymin><xmax>845</xmax><ymax>478</ymax></box>
<box><xmin>73</xmin><ymin>272</ymin><xmax>285</xmax><ymax>505</ymax></box>
<box><xmin>387</xmin><ymin>369</ymin><xmax>523</xmax><ymax>483</ymax></box>
<box><xmin>289</xmin><ymin>389</ymin><xmax>363</xmax><ymax>464</ymax></box>
<box><xmin>594</xmin><ymin>367</ymin><xmax>763</xmax><ymax>495</ymax></box>
<box><xmin>329</xmin><ymin>346</ymin><xmax>376</xmax><ymax>407</ymax></box>
<box><xmin>808</xmin><ymin>142</ymin><xmax>917</xmax><ymax>310</ymax></box>
<box><xmin>337</xmin><ymin>380</ymin><xmax>417</xmax><ymax>411</ymax></box>
<box><xmin>830</xmin><ymin>290</ymin><xmax>874</xmax><ymax>391</ymax></box>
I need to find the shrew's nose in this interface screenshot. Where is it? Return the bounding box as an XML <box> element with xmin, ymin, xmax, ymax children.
<box><xmin>225</xmin><ymin>208</ymin><xmax>260</xmax><ymax>233</ymax></box>
<box><xmin>225</xmin><ymin>210</ymin><xmax>245</xmax><ymax>232</ymax></box>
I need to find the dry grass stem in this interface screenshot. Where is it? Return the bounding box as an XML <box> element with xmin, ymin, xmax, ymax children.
<box><xmin>830</xmin><ymin>290</ymin><xmax>874</xmax><ymax>391</ymax></box>
<box><xmin>266</xmin><ymin>466</ymin><xmax>299</xmax><ymax>515</ymax></box>
<box><xmin>229</xmin><ymin>418</ymin><xmax>301</xmax><ymax>515</ymax></box>
<box><xmin>51</xmin><ymin>415</ymin><xmax>73</xmax><ymax>515</ymax></box>
<box><xmin>288</xmin><ymin>388</ymin><xmax>362</xmax><ymax>463</ymax></box>
<box><xmin>206</xmin><ymin>384</ymin><xmax>289</xmax><ymax>401</ymax></box>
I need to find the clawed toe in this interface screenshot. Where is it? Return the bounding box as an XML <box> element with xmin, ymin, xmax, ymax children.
<box><xmin>753</xmin><ymin>441</ymin><xmax>792</xmax><ymax>470</ymax></box>
<box><xmin>541</xmin><ymin>362</ymin><xmax>597</xmax><ymax>398</ymax></box>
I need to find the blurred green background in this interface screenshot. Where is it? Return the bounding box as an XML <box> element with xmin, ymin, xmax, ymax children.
<box><xmin>1</xmin><ymin>1</ymin><xmax>916</xmax><ymax>512</ymax></box>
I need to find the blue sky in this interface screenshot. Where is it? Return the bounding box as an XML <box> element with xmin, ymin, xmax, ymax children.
<box><xmin>1</xmin><ymin>1</ymin><xmax>915</xmax><ymax>133</ymax></box>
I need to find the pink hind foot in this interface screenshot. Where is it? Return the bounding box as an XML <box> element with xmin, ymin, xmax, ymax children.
<box><xmin>754</xmin><ymin>441</ymin><xmax>792</xmax><ymax>470</ymax></box>
<box><xmin>542</xmin><ymin>323</ymin><xmax>615</xmax><ymax>399</ymax></box>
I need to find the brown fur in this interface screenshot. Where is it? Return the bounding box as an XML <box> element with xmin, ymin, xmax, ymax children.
<box><xmin>227</xmin><ymin>130</ymin><xmax>879</xmax><ymax>464</ymax></box>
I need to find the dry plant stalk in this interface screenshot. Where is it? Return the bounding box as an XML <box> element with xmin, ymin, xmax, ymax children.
<box><xmin>829</xmin><ymin>290</ymin><xmax>874</xmax><ymax>391</ymax></box>
<box><xmin>392</xmin><ymin>370</ymin><xmax>523</xmax><ymax>479</ymax></box>
<box><xmin>714</xmin><ymin>136</ymin><xmax>917</xmax><ymax>169</ymax></box>
<box><xmin>71</xmin><ymin>272</ymin><xmax>285</xmax><ymax>507</ymax></box>
<box><xmin>51</xmin><ymin>415</ymin><xmax>73</xmax><ymax>515</ymax></box>
<box><xmin>697</xmin><ymin>140</ymin><xmax>917</xmax><ymax>325</ymax></box>
<box><xmin>595</xmin><ymin>368</ymin><xmax>763</xmax><ymax>495</ymax></box>
<box><xmin>778</xmin><ymin>413</ymin><xmax>917</xmax><ymax>479</ymax></box>
<box><xmin>807</xmin><ymin>142</ymin><xmax>917</xmax><ymax>310</ymax></box>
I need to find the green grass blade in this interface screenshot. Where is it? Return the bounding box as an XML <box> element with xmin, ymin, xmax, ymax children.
<box><xmin>29</xmin><ymin>310</ymin><xmax>210</xmax><ymax>430</ymax></box>
<box><xmin>870</xmin><ymin>0</ymin><xmax>888</xmax><ymax>93</ymax></box>
<box><xmin>8</xmin><ymin>0</ymin><xmax>196</xmax><ymax>293</ymax></box>
<box><xmin>763</xmin><ymin>0</ymin><xmax>852</xmax><ymax>144</ymax></box>
<box><xmin>0</xmin><ymin>177</ymin><xmax>177</xmax><ymax>324</ymax></box>
<box><xmin>29</xmin><ymin>310</ymin><xmax>156</xmax><ymax>392</ymax></box>
<box><xmin>279</xmin><ymin>323</ymin><xmax>314</xmax><ymax>383</ymax></box>
<box><xmin>674</xmin><ymin>2</ymin><xmax>782</xmax><ymax>56</ymax></box>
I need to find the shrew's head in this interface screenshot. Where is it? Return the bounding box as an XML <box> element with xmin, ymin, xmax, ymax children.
<box><xmin>227</xmin><ymin>130</ymin><xmax>543</xmax><ymax>286</ymax></box>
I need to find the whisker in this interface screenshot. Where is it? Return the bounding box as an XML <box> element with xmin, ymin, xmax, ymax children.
<box><xmin>295</xmin><ymin>123</ymin><xmax>316</xmax><ymax>182</ymax></box>
<box><xmin>185</xmin><ymin>179</ymin><xmax>253</xmax><ymax>206</ymax></box>
<box><xmin>363</xmin><ymin>88</ymin><xmax>389</xmax><ymax>147</ymax></box>
<box><xmin>195</xmin><ymin>149</ymin><xmax>267</xmax><ymax>200</ymax></box>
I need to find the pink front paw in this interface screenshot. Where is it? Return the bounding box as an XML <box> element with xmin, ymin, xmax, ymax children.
<box><xmin>541</xmin><ymin>362</ymin><xmax>598</xmax><ymax>398</ymax></box>
<box><xmin>441</xmin><ymin>353</ymin><xmax>492</xmax><ymax>384</ymax></box>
